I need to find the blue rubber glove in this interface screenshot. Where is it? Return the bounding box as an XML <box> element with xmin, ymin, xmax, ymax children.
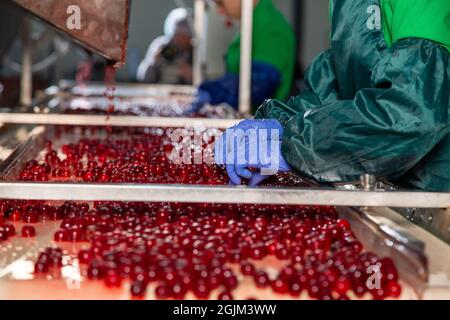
<box><xmin>215</xmin><ymin>119</ymin><xmax>292</xmax><ymax>186</ymax></box>
<box><xmin>185</xmin><ymin>89</ymin><xmax>211</xmax><ymax>114</ymax></box>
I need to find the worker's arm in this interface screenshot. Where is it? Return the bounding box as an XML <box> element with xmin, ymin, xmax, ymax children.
<box><xmin>198</xmin><ymin>61</ymin><xmax>281</xmax><ymax>109</ymax></box>
<box><xmin>256</xmin><ymin>49</ymin><xmax>340</xmax><ymax>124</ymax></box>
<box><xmin>256</xmin><ymin>39</ymin><xmax>450</xmax><ymax>184</ymax></box>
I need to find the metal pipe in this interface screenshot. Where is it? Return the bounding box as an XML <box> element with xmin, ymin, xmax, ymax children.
<box><xmin>20</xmin><ymin>17</ymin><xmax>33</xmax><ymax>107</ymax></box>
<box><xmin>0</xmin><ymin>182</ymin><xmax>449</xmax><ymax>208</ymax></box>
<box><xmin>238</xmin><ymin>0</ymin><xmax>253</xmax><ymax>114</ymax></box>
<box><xmin>193</xmin><ymin>0</ymin><xmax>206</xmax><ymax>87</ymax></box>
<box><xmin>0</xmin><ymin>113</ymin><xmax>240</xmax><ymax>129</ymax></box>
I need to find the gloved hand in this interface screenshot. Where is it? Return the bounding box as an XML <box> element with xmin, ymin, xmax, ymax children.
<box><xmin>215</xmin><ymin>119</ymin><xmax>292</xmax><ymax>186</ymax></box>
<box><xmin>184</xmin><ymin>89</ymin><xmax>211</xmax><ymax>115</ymax></box>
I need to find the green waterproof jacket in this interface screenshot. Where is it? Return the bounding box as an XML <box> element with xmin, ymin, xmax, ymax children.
<box><xmin>256</xmin><ymin>0</ymin><xmax>450</xmax><ymax>191</ymax></box>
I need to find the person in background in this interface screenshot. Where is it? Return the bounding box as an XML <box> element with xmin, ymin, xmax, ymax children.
<box><xmin>216</xmin><ymin>0</ymin><xmax>450</xmax><ymax>191</ymax></box>
<box><xmin>189</xmin><ymin>0</ymin><xmax>296</xmax><ymax>114</ymax></box>
<box><xmin>137</xmin><ymin>8</ymin><xmax>193</xmax><ymax>85</ymax></box>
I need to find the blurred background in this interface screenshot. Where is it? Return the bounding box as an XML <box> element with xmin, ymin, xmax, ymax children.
<box><xmin>0</xmin><ymin>0</ymin><xmax>330</xmax><ymax>107</ymax></box>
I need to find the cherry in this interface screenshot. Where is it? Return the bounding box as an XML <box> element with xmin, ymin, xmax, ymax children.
<box><xmin>23</xmin><ymin>212</ymin><xmax>39</xmax><ymax>224</ymax></box>
<box><xmin>386</xmin><ymin>280</ymin><xmax>402</xmax><ymax>298</ymax></box>
<box><xmin>6</xmin><ymin>208</ymin><xmax>22</xmax><ymax>221</ymax></box>
<box><xmin>218</xmin><ymin>291</ymin><xmax>234</xmax><ymax>300</ymax></box>
<box><xmin>3</xmin><ymin>224</ymin><xmax>15</xmax><ymax>237</ymax></box>
<box><xmin>130</xmin><ymin>281</ymin><xmax>147</xmax><ymax>299</ymax></box>
<box><xmin>193</xmin><ymin>280</ymin><xmax>211</xmax><ymax>300</ymax></box>
<box><xmin>254</xmin><ymin>271</ymin><xmax>270</xmax><ymax>289</ymax></box>
<box><xmin>22</xmin><ymin>225</ymin><xmax>36</xmax><ymax>238</ymax></box>
<box><xmin>0</xmin><ymin>229</ymin><xmax>8</xmax><ymax>242</ymax></box>
<box><xmin>104</xmin><ymin>272</ymin><xmax>122</xmax><ymax>288</ymax></box>
<box><xmin>155</xmin><ymin>284</ymin><xmax>170</xmax><ymax>300</ymax></box>
<box><xmin>78</xmin><ymin>249</ymin><xmax>93</xmax><ymax>264</ymax></box>
<box><xmin>171</xmin><ymin>283</ymin><xmax>188</xmax><ymax>300</ymax></box>
<box><xmin>337</xmin><ymin>219</ymin><xmax>351</xmax><ymax>230</ymax></box>
<box><xmin>54</xmin><ymin>230</ymin><xmax>68</xmax><ymax>242</ymax></box>
<box><xmin>241</xmin><ymin>263</ymin><xmax>256</xmax><ymax>276</ymax></box>
<box><xmin>333</xmin><ymin>277</ymin><xmax>352</xmax><ymax>295</ymax></box>
<box><xmin>289</xmin><ymin>282</ymin><xmax>302</xmax><ymax>297</ymax></box>
<box><xmin>87</xmin><ymin>262</ymin><xmax>105</xmax><ymax>280</ymax></box>
<box><xmin>271</xmin><ymin>278</ymin><xmax>289</xmax><ymax>295</ymax></box>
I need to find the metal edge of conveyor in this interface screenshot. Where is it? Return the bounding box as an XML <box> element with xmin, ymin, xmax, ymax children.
<box><xmin>0</xmin><ymin>125</ymin><xmax>46</xmax><ymax>180</ymax></box>
<box><xmin>0</xmin><ymin>113</ymin><xmax>241</xmax><ymax>129</ymax></box>
<box><xmin>0</xmin><ymin>125</ymin><xmax>449</xmax><ymax>209</ymax></box>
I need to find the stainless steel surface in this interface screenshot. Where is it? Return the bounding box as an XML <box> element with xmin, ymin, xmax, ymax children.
<box><xmin>239</xmin><ymin>0</ymin><xmax>253</xmax><ymax>114</ymax></box>
<box><xmin>394</xmin><ymin>207</ymin><xmax>450</xmax><ymax>244</ymax></box>
<box><xmin>193</xmin><ymin>0</ymin><xmax>206</xmax><ymax>86</ymax></box>
<box><xmin>0</xmin><ymin>182</ymin><xmax>450</xmax><ymax>208</ymax></box>
<box><xmin>337</xmin><ymin>207</ymin><xmax>428</xmax><ymax>295</ymax></box>
<box><xmin>365</xmin><ymin>207</ymin><xmax>450</xmax><ymax>299</ymax></box>
<box><xmin>0</xmin><ymin>113</ymin><xmax>240</xmax><ymax>129</ymax></box>
<box><xmin>56</xmin><ymin>80</ymin><xmax>197</xmax><ymax>98</ymax></box>
<box><xmin>20</xmin><ymin>17</ymin><xmax>32</xmax><ymax>107</ymax></box>
<box><xmin>11</xmin><ymin>0</ymin><xmax>130</xmax><ymax>66</ymax></box>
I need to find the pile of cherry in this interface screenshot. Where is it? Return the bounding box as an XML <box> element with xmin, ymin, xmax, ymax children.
<box><xmin>5</xmin><ymin>128</ymin><xmax>402</xmax><ymax>300</ymax></box>
<box><xmin>19</xmin><ymin>127</ymin><xmax>227</xmax><ymax>185</ymax></box>
<box><xmin>0</xmin><ymin>200</ymin><xmax>401</xmax><ymax>300</ymax></box>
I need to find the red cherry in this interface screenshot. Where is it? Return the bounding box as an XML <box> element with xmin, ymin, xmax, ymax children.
<box><xmin>289</xmin><ymin>281</ymin><xmax>302</xmax><ymax>297</ymax></box>
<box><xmin>54</xmin><ymin>230</ymin><xmax>68</xmax><ymax>242</ymax></box>
<box><xmin>130</xmin><ymin>281</ymin><xmax>147</xmax><ymax>299</ymax></box>
<box><xmin>6</xmin><ymin>208</ymin><xmax>22</xmax><ymax>221</ymax></box>
<box><xmin>78</xmin><ymin>249</ymin><xmax>93</xmax><ymax>264</ymax></box>
<box><xmin>386</xmin><ymin>280</ymin><xmax>402</xmax><ymax>298</ymax></box>
<box><xmin>155</xmin><ymin>284</ymin><xmax>170</xmax><ymax>300</ymax></box>
<box><xmin>23</xmin><ymin>212</ymin><xmax>39</xmax><ymax>224</ymax></box>
<box><xmin>271</xmin><ymin>278</ymin><xmax>289</xmax><ymax>295</ymax></box>
<box><xmin>193</xmin><ymin>280</ymin><xmax>211</xmax><ymax>300</ymax></box>
<box><xmin>22</xmin><ymin>225</ymin><xmax>36</xmax><ymax>238</ymax></box>
<box><xmin>254</xmin><ymin>271</ymin><xmax>270</xmax><ymax>289</ymax></box>
<box><xmin>171</xmin><ymin>283</ymin><xmax>188</xmax><ymax>300</ymax></box>
<box><xmin>332</xmin><ymin>276</ymin><xmax>349</xmax><ymax>293</ymax></box>
<box><xmin>337</xmin><ymin>219</ymin><xmax>351</xmax><ymax>230</ymax></box>
<box><xmin>241</xmin><ymin>262</ymin><xmax>256</xmax><ymax>276</ymax></box>
<box><xmin>218</xmin><ymin>291</ymin><xmax>234</xmax><ymax>300</ymax></box>
<box><xmin>104</xmin><ymin>272</ymin><xmax>122</xmax><ymax>288</ymax></box>
<box><xmin>87</xmin><ymin>262</ymin><xmax>105</xmax><ymax>280</ymax></box>
<box><xmin>0</xmin><ymin>229</ymin><xmax>8</xmax><ymax>242</ymax></box>
<box><xmin>3</xmin><ymin>224</ymin><xmax>15</xmax><ymax>237</ymax></box>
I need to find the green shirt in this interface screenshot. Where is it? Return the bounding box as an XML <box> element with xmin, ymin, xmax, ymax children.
<box><xmin>381</xmin><ymin>0</ymin><xmax>450</xmax><ymax>53</ymax></box>
<box><xmin>331</xmin><ymin>0</ymin><xmax>450</xmax><ymax>53</ymax></box>
<box><xmin>225</xmin><ymin>0</ymin><xmax>296</xmax><ymax>104</ymax></box>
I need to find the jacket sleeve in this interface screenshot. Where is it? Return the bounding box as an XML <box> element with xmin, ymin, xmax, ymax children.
<box><xmin>257</xmin><ymin>39</ymin><xmax>450</xmax><ymax>184</ymax></box>
<box><xmin>256</xmin><ymin>49</ymin><xmax>340</xmax><ymax>124</ymax></box>
<box><xmin>199</xmin><ymin>61</ymin><xmax>281</xmax><ymax>109</ymax></box>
